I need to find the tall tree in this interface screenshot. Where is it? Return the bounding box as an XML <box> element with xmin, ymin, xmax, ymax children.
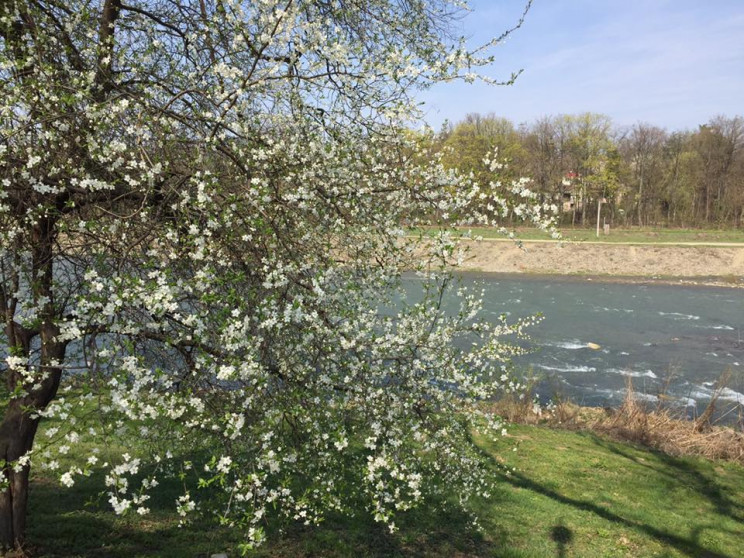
<box><xmin>562</xmin><ymin>113</ymin><xmax>615</xmax><ymax>225</ymax></box>
<box><xmin>522</xmin><ymin>116</ymin><xmax>561</xmax><ymax>197</ymax></box>
<box><xmin>442</xmin><ymin>114</ymin><xmax>526</xmax><ymax>177</ymax></box>
<box><xmin>619</xmin><ymin>123</ymin><xmax>667</xmax><ymax>225</ymax></box>
<box><xmin>0</xmin><ymin>0</ymin><xmax>543</xmax><ymax>550</ymax></box>
<box><xmin>659</xmin><ymin>131</ymin><xmax>697</xmax><ymax>226</ymax></box>
<box><xmin>692</xmin><ymin>116</ymin><xmax>744</xmax><ymax>224</ymax></box>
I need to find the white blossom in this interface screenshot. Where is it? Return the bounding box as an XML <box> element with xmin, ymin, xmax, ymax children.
<box><xmin>0</xmin><ymin>0</ymin><xmax>549</xmax><ymax>549</ymax></box>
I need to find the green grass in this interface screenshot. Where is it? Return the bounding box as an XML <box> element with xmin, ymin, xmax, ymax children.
<box><xmin>24</xmin><ymin>424</ymin><xmax>744</xmax><ymax>557</ymax></box>
<box><xmin>412</xmin><ymin>226</ymin><xmax>744</xmax><ymax>244</ymax></box>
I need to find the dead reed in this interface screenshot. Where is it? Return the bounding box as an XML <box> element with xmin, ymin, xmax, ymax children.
<box><xmin>491</xmin><ymin>371</ymin><xmax>744</xmax><ymax>465</ymax></box>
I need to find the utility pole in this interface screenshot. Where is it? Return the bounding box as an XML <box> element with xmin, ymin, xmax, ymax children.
<box><xmin>596</xmin><ymin>197</ymin><xmax>607</xmax><ymax>238</ymax></box>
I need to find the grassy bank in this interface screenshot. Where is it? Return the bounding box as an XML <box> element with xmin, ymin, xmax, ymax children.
<box><xmin>522</xmin><ymin>227</ymin><xmax>744</xmax><ymax>244</ymax></box>
<box><xmin>24</xmin><ymin>424</ymin><xmax>744</xmax><ymax>557</ymax></box>
<box><xmin>413</xmin><ymin>226</ymin><xmax>744</xmax><ymax>244</ymax></box>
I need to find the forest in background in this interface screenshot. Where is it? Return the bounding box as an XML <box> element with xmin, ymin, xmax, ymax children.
<box><xmin>434</xmin><ymin>113</ymin><xmax>744</xmax><ymax>228</ymax></box>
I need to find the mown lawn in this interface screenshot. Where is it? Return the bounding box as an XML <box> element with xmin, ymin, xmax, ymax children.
<box><xmin>24</xmin><ymin>424</ymin><xmax>744</xmax><ymax>557</ymax></box>
<box><xmin>542</xmin><ymin>227</ymin><xmax>744</xmax><ymax>244</ymax></box>
<box><xmin>412</xmin><ymin>226</ymin><xmax>744</xmax><ymax>244</ymax></box>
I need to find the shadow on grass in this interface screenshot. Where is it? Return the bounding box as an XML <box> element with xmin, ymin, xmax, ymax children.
<box><xmin>550</xmin><ymin>523</ymin><xmax>573</xmax><ymax>558</ymax></box>
<box><xmin>261</xmin><ymin>505</ymin><xmax>510</xmax><ymax>558</ymax></box>
<box><xmin>582</xmin><ymin>431</ymin><xmax>744</xmax><ymax>522</ymax></box>
<box><xmin>26</xmin><ymin>467</ymin><xmax>243</xmax><ymax>558</ymax></box>
<box><xmin>498</xmin><ymin>469</ymin><xmax>734</xmax><ymax>558</ymax></box>
<box><xmin>482</xmin><ymin>431</ymin><xmax>739</xmax><ymax>558</ymax></box>
<box><xmin>27</xmin><ymin>467</ymin><xmax>517</xmax><ymax>558</ymax></box>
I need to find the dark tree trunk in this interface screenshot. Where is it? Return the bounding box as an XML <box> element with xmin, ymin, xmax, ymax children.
<box><xmin>0</xmin><ymin>331</ymin><xmax>65</xmax><ymax>551</ymax></box>
<box><xmin>0</xmin><ymin>404</ymin><xmax>40</xmax><ymax>549</ymax></box>
<box><xmin>0</xmin><ymin>216</ymin><xmax>66</xmax><ymax>550</ymax></box>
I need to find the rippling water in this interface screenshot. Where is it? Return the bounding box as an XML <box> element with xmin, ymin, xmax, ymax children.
<box><xmin>411</xmin><ymin>273</ymin><xmax>744</xmax><ymax>416</ymax></box>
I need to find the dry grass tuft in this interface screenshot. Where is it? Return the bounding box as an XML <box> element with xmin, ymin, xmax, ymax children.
<box><xmin>590</xmin><ymin>378</ymin><xmax>744</xmax><ymax>464</ymax></box>
<box><xmin>492</xmin><ymin>373</ymin><xmax>744</xmax><ymax>465</ymax></box>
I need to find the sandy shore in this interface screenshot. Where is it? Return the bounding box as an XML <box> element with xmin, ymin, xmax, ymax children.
<box><xmin>457</xmin><ymin>239</ymin><xmax>744</xmax><ymax>286</ymax></box>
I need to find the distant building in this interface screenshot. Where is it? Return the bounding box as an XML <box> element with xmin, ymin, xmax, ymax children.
<box><xmin>561</xmin><ymin>172</ymin><xmax>583</xmax><ymax>213</ymax></box>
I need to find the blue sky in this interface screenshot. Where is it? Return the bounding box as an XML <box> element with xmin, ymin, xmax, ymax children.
<box><xmin>418</xmin><ymin>0</ymin><xmax>744</xmax><ymax>131</ymax></box>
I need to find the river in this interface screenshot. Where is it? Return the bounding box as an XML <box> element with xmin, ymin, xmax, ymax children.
<box><xmin>413</xmin><ymin>273</ymin><xmax>744</xmax><ymax>417</ymax></box>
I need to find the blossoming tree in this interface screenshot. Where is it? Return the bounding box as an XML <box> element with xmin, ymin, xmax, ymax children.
<box><xmin>0</xmin><ymin>0</ymin><xmax>551</xmax><ymax>550</ymax></box>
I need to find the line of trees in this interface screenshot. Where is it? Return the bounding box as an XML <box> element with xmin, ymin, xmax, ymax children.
<box><xmin>436</xmin><ymin>113</ymin><xmax>744</xmax><ymax>228</ymax></box>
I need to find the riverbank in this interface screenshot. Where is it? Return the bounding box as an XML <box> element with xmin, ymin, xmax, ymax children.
<box><xmin>495</xmin><ymin>383</ymin><xmax>744</xmax><ymax>465</ymax></box>
<box><xmin>458</xmin><ymin>238</ymin><xmax>744</xmax><ymax>286</ymax></box>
